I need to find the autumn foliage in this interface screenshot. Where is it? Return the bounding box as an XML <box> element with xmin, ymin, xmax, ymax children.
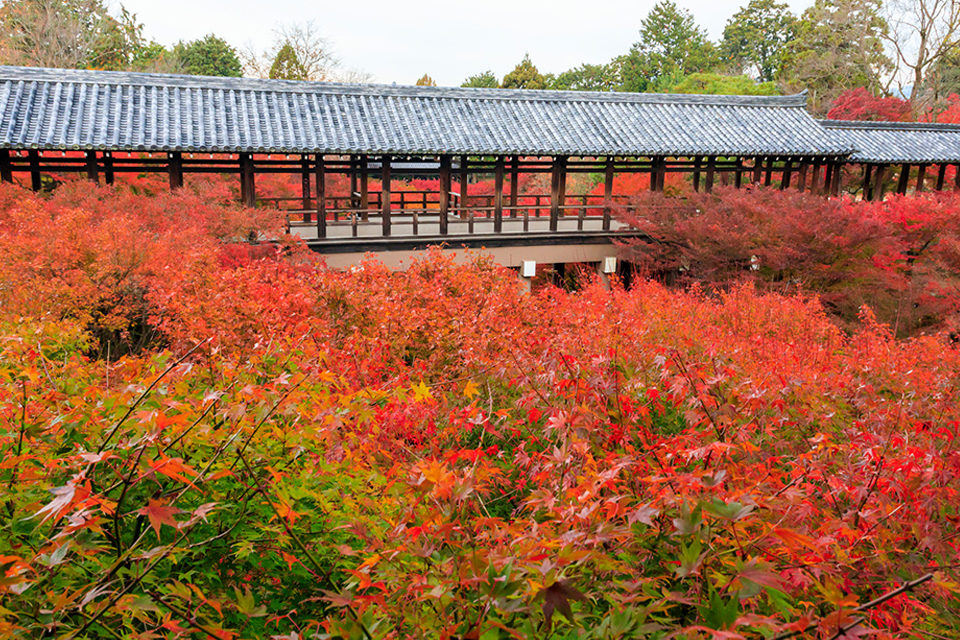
<box><xmin>826</xmin><ymin>88</ymin><xmax>912</xmax><ymax>122</ymax></box>
<box><xmin>0</xmin><ymin>180</ymin><xmax>959</xmax><ymax>639</ymax></box>
<box><xmin>618</xmin><ymin>186</ymin><xmax>960</xmax><ymax>336</ymax></box>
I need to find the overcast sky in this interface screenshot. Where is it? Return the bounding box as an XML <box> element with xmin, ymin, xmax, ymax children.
<box><xmin>115</xmin><ymin>0</ymin><xmax>817</xmax><ymax>86</ymax></box>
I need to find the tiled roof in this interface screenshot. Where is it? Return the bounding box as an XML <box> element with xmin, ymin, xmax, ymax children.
<box><xmin>0</xmin><ymin>65</ymin><xmax>852</xmax><ymax>157</ymax></box>
<box><xmin>820</xmin><ymin>120</ymin><xmax>960</xmax><ymax>164</ymax></box>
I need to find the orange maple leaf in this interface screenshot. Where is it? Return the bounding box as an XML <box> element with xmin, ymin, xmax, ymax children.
<box><xmin>138</xmin><ymin>499</ymin><xmax>180</xmax><ymax>538</ymax></box>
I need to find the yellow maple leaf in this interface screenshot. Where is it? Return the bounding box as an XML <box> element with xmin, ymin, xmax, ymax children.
<box><xmin>412</xmin><ymin>380</ymin><xmax>433</xmax><ymax>402</ymax></box>
<box><xmin>463</xmin><ymin>380</ymin><xmax>479</xmax><ymax>399</ymax></box>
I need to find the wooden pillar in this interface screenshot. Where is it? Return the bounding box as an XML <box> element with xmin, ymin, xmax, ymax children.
<box><xmin>103</xmin><ymin>152</ymin><xmax>114</xmax><ymax>185</ymax></box>
<box><xmin>872</xmin><ymin>163</ymin><xmax>886</xmax><ymax>201</ymax></box>
<box><xmin>315</xmin><ymin>154</ymin><xmax>326</xmax><ymax>238</ymax></box>
<box><xmin>897</xmin><ymin>163</ymin><xmax>911</xmax><ymax>194</ymax></box>
<box><xmin>692</xmin><ymin>156</ymin><xmax>702</xmax><ymax>192</ymax></box>
<box><xmin>300</xmin><ymin>155</ymin><xmax>311</xmax><ymax>210</ymax></box>
<box><xmin>705</xmin><ymin>156</ymin><xmax>716</xmax><ymax>192</ymax></box>
<box><xmin>810</xmin><ymin>159</ymin><xmax>822</xmax><ymax>194</ymax></box>
<box><xmin>0</xmin><ymin>149</ymin><xmax>11</xmax><ymax>183</ymax></box>
<box><xmin>85</xmin><ymin>150</ymin><xmax>99</xmax><ymax>184</ymax></box>
<box><xmin>439</xmin><ymin>155</ymin><xmax>450</xmax><ymax>235</ymax></box>
<box><xmin>936</xmin><ymin>163</ymin><xmax>948</xmax><ymax>191</ymax></box>
<box><xmin>28</xmin><ymin>149</ymin><xmax>41</xmax><ymax>191</ymax></box>
<box><xmin>349</xmin><ymin>157</ymin><xmax>358</xmax><ymax>207</ymax></box>
<box><xmin>780</xmin><ymin>159</ymin><xmax>793</xmax><ymax>190</ymax></box>
<box><xmin>494</xmin><ymin>156</ymin><xmax>504</xmax><ymax>233</ymax></box>
<box><xmin>650</xmin><ymin>157</ymin><xmax>664</xmax><ymax>192</ymax></box>
<box><xmin>359</xmin><ymin>155</ymin><xmax>369</xmax><ymax>220</ymax></box>
<box><xmin>752</xmin><ymin>156</ymin><xmax>763</xmax><ymax>185</ymax></box>
<box><xmin>510</xmin><ymin>155</ymin><xmax>519</xmax><ymax>218</ymax></box>
<box><xmin>862</xmin><ymin>164</ymin><xmax>874</xmax><ymax>200</ymax></box>
<box><xmin>734</xmin><ymin>157</ymin><xmax>743</xmax><ymax>189</ymax></box>
<box><xmin>168</xmin><ymin>151</ymin><xmax>183</xmax><ymax>190</ymax></box>
<box><xmin>603</xmin><ymin>157</ymin><xmax>614</xmax><ymax>231</ymax></box>
<box><xmin>916</xmin><ymin>164</ymin><xmax>927</xmax><ymax>193</ymax></box>
<box><xmin>239</xmin><ymin>152</ymin><xmax>255</xmax><ymax>207</ymax></box>
<box><xmin>955</xmin><ymin>164</ymin><xmax>960</xmax><ymax>191</ymax></box>
<box><xmin>460</xmin><ymin>154</ymin><xmax>469</xmax><ymax>232</ymax></box>
<box><xmin>797</xmin><ymin>161</ymin><xmax>808</xmax><ymax>191</ymax></box>
<box><xmin>381</xmin><ymin>155</ymin><xmax>391</xmax><ymax>236</ymax></box>
<box><xmin>764</xmin><ymin>157</ymin><xmax>774</xmax><ymax>186</ymax></box>
<box><xmin>831</xmin><ymin>161</ymin><xmax>842</xmax><ymax>196</ymax></box>
<box><xmin>550</xmin><ymin>156</ymin><xmax>565</xmax><ymax>231</ymax></box>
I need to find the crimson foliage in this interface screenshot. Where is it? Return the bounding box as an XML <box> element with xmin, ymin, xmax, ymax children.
<box><xmin>0</xmin><ymin>182</ymin><xmax>958</xmax><ymax>639</ymax></box>
<box><xmin>617</xmin><ymin>186</ymin><xmax>960</xmax><ymax>336</ymax></box>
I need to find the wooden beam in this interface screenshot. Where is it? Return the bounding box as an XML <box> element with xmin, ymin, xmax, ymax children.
<box><xmin>315</xmin><ymin>154</ymin><xmax>326</xmax><ymax>238</ymax></box>
<box><xmin>381</xmin><ymin>155</ymin><xmax>391</xmax><ymax>236</ymax></box>
<box><xmin>916</xmin><ymin>163</ymin><xmax>927</xmax><ymax>193</ymax></box>
<box><xmin>550</xmin><ymin>156</ymin><xmax>565</xmax><ymax>231</ymax></box>
<box><xmin>494</xmin><ymin>156</ymin><xmax>504</xmax><ymax>233</ymax></box>
<box><xmin>692</xmin><ymin>156</ymin><xmax>702</xmax><ymax>192</ymax></box>
<box><xmin>510</xmin><ymin>155</ymin><xmax>519</xmax><ymax>218</ymax></box>
<box><xmin>705</xmin><ymin>156</ymin><xmax>716</xmax><ymax>192</ymax></box>
<box><xmin>168</xmin><ymin>151</ymin><xmax>183</xmax><ymax>190</ymax></box>
<box><xmin>603</xmin><ymin>157</ymin><xmax>614</xmax><ymax>231</ymax></box>
<box><xmin>85</xmin><ymin>150</ymin><xmax>99</xmax><ymax>184</ymax></box>
<box><xmin>0</xmin><ymin>149</ymin><xmax>11</xmax><ymax>183</ymax></box>
<box><xmin>439</xmin><ymin>155</ymin><xmax>450</xmax><ymax>235</ymax></box>
<box><xmin>28</xmin><ymin>149</ymin><xmax>41</xmax><ymax>191</ymax></box>
<box><xmin>936</xmin><ymin>163</ymin><xmax>948</xmax><ymax>190</ymax></box>
<box><xmin>300</xmin><ymin>154</ymin><xmax>311</xmax><ymax>211</ymax></box>
<box><xmin>897</xmin><ymin>163</ymin><xmax>911</xmax><ymax>194</ymax></box>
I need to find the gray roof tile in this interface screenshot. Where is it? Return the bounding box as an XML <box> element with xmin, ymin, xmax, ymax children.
<box><xmin>820</xmin><ymin>120</ymin><xmax>960</xmax><ymax>164</ymax></box>
<box><xmin>0</xmin><ymin>65</ymin><xmax>851</xmax><ymax>157</ymax></box>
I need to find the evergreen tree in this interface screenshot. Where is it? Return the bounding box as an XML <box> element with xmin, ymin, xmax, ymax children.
<box><xmin>780</xmin><ymin>0</ymin><xmax>891</xmax><ymax>113</ymax></box>
<box><xmin>617</xmin><ymin>1</ymin><xmax>718</xmax><ymax>92</ymax></box>
<box><xmin>501</xmin><ymin>54</ymin><xmax>546</xmax><ymax>90</ymax></box>
<box><xmin>269</xmin><ymin>42</ymin><xmax>307</xmax><ymax>80</ymax></box>
<box><xmin>461</xmin><ymin>71</ymin><xmax>499</xmax><ymax>88</ymax></box>
<box><xmin>173</xmin><ymin>34</ymin><xmax>242</xmax><ymax>77</ymax></box>
<box><xmin>720</xmin><ymin>0</ymin><xmax>798</xmax><ymax>82</ymax></box>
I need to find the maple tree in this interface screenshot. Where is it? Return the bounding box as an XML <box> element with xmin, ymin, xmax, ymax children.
<box><xmin>0</xmin><ymin>174</ymin><xmax>958</xmax><ymax>639</ymax></box>
<box><xmin>827</xmin><ymin>87</ymin><xmax>913</xmax><ymax>121</ymax></box>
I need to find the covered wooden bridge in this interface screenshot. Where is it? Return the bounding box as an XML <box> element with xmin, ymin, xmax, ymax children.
<box><xmin>1</xmin><ymin>66</ymin><xmax>960</xmax><ymax>268</ymax></box>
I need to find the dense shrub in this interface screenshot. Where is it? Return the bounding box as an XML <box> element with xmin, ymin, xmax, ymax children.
<box><xmin>617</xmin><ymin>186</ymin><xmax>960</xmax><ymax>336</ymax></box>
<box><xmin>0</xmin><ymin>183</ymin><xmax>959</xmax><ymax>638</ymax></box>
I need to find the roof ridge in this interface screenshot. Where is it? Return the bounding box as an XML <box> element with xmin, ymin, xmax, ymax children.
<box><xmin>0</xmin><ymin>65</ymin><xmax>809</xmax><ymax>107</ymax></box>
<box><xmin>819</xmin><ymin>118</ymin><xmax>960</xmax><ymax>132</ymax></box>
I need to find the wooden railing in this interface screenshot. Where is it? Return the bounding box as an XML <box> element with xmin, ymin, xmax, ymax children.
<box><xmin>261</xmin><ymin>191</ymin><xmax>634</xmax><ymax>238</ymax></box>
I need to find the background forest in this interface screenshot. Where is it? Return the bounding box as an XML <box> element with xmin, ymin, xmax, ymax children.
<box><xmin>2</xmin><ymin>0</ymin><xmax>960</xmax><ymax>117</ymax></box>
